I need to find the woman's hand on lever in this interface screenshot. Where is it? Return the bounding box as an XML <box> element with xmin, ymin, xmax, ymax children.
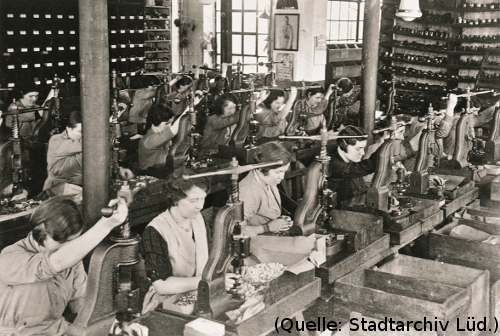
<box><xmin>104</xmin><ymin>198</ymin><xmax>129</xmax><ymax>228</ymax></box>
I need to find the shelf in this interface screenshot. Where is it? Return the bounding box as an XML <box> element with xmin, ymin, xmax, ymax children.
<box><xmin>145</xmin><ymin>60</ymin><xmax>170</xmax><ymax>63</ymax></box>
<box><xmin>145</xmin><ymin>50</ymin><xmax>170</xmax><ymax>53</ymax></box>
<box><xmin>456</xmin><ymin>6</ymin><xmax>500</xmax><ymax>12</ymax></box>
<box><xmin>446</xmin><ymin>63</ymin><xmax>481</xmax><ymax>70</ymax></box>
<box><xmin>145</xmin><ymin>18</ymin><xmax>168</xmax><ymax>20</ymax></box>
<box><xmin>381</xmin><ymin>41</ymin><xmax>449</xmax><ymax>54</ymax></box>
<box><xmin>383</xmin><ymin>29</ymin><xmax>449</xmax><ymax>42</ymax></box>
<box><xmin>144</xmin><ymin>5</ymin><xmax>169</xmax><ymax>9</ymax></box>
<box><xmin>144</xmin><ymin>29</ymin><xmax>169</xmax><ymax>32</ymax></box>
<box><xmin>145</xmin><ymin>40</ymin><xmax>171</xmax><ymax>43</ymax></box>
<box><xmin>381</xmin><ymin>56</ymin><xmax>448</xmax><ymax>68</ymax></box>
<box><xmin>142</xmin><ymin>71</ymin><xmax>170</xmax><ymax>75</ymax></box>
<box><xmin>448</xmin><ymin>37</ymin><xmax>500</xmax><ymax>44</ymax></box>
<box><xmin>452</xmin><ymin>23</ymin><xmax>500</xmax><ymax>28</ymax></box>
<box><xmin>483</xmin><ymin>64</ymin><xmax>500</xmax><ymax>70</ymax></box>
<box><xmin>380</xmin><ymin>69</ymin><xmax>448</xmax><ymax>81</ymax></box>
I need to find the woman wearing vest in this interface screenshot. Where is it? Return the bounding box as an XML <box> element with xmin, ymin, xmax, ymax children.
<box><xmin>140</xmin><ymin>168</ymin><xmax>236</xmax><ymax>314</ymax></box>
<box><xmin>238</xmin><ymin>142</ymin><xmax>294</xmax><ymax>236</ymax></box>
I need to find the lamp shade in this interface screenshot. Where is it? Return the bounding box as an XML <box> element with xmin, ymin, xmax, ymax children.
<box><xmin>396</xmin><ymin>0</ymin><xmax>422</xmax><ymax>21</ymax></box>
<box><xmin>198</xmin><ymin>0</ymin><xmax>216</xmax><ymax>4</ymax></box>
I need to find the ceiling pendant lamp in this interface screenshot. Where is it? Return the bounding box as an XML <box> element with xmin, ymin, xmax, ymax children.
<box><xmin>197</xmin><ymin>0</ymin><xmax>216</xmax><ymax>5</ymax></box>
<box><xmin>396</xmin><ymin>0</ymin><xmax>422</xmax><ymax>21</ymax></box>
<box><xmin>258</xmin><ymin>6</ymin><xmax>271</xmax><ymax>20</ymax></box>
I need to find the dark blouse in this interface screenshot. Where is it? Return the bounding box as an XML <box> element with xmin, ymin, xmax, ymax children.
<box><xmin>140</xmin><ymin>217</ymin><xmax>200</xmax><ymax>283</ymax></box>
<box><xmin>140</xmin><ymin>226</ymin><xmax>173</xmax><ymax>283</ymax></box>
<box><xmin>329</xmin><ymin>145</ymin><xmax>379</xmax><ymax>207</ymax></box>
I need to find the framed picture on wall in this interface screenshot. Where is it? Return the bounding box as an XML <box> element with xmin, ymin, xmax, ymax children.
<box><xmin>276</xmin><ymin>0</ymin><xmax>298</xmax><ymax>10</ymax></box>
<box><xmin>274</xmin><ymin>14</ymin><xmax>299</xmax><ymax>51</ymax></box>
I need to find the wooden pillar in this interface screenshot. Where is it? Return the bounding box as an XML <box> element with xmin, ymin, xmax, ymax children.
<box><xmin>79</xmin><ymin>0</ymin><xmax>110</xmax><ymax>224</ymax></box>
<box><xmin>361</xmin><ymin>0</ymin><xmax>380</xmax><ymax>145</ymax></box>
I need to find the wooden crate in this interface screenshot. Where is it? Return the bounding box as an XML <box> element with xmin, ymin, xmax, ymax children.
<box><xmin>333</xmin><ymin>268</ymin><xmax>470</xmax><ymax>336</ymax></box>
<box><xmin>316</xmin><ymin>234</ymin><xmax>390</xmax><ymax>288</ymax></box>
<box><xmin>376</xmin><ymin>254</ymin><xmax>489</xmax><ymax>336</ymax></box>
<box><xmin>329</xmin><ymin>210</ymin><xmax>384</xmax><ymax>251</ymax></box>
<box><xmin>429</xmin><ymin>219</ymin><xmax>500</xmax><ymax>328</ymax></box>
<box><xmin>465</xmin><ymin>199</ymin><xmax>500</xmax><ymax>224</ymax></box>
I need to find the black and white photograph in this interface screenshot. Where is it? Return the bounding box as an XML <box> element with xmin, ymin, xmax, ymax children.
<box><xmin>274</xmin><ymin>14</ymin><xmax>299</xmax><ymax>51</ymax></box>
<box><xmin>2</xmin><ymin>0</ymin><xmax>500</xmax><ymax>335</ymax></box>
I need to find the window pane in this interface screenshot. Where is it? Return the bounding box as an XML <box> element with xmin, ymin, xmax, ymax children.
<box><xmin>244</xmin><ymin>13</ymin><xmax>257</xmax><ymax>32</ymax></box>
<box><xmin>258</xmin><ymin>19</ymin><xmax>268</xmax><ymax>33</ymax></box>
<box><xmin>233</xmin><ymin>0</ymin><xmax>243</xmax><ymax>10</ymax></box>
<box><xmin>244</xmin><ymin>35</ymin><xmax>256</xmax><ymax>55</ymax></box>
<box><xmin>339</xmin><ymin>2</ymin><xmax>350</xmax><ymax>18</ymax></box>
<box><xmin>258</xmin><ymin>34</ymin><xmax>268</xmax><ymax>56</ymax></box>
<box><xmin>232</xmin><ymin>12</ymin><xmax>242</xmax><ymax>32</ymax></box>
<box><xmin>243</xmin><ymin>56</ymin><xmax>257</xmax><ymax>73</ymax></box>
<box><xmin>258</xmin><ymin>0</ymin><xmax>268</xmax><ymax>10</ymax></box>
<box><xmin>348</xmin><ymin>21</ymin><xmax>357</xmax><ymax>41</ymax></box>
<box><xmin>216</xmin><ymin>11</ymin><xmax>221</xmax><ymax>31</ymax></box>
<box><xmin>358</xmin><ymin>21</ymin><xmax>363</xmax><ymax>40</ymax></box>
<box><xmin>232</xmin><ymin>35</ymin><xmax>242</xmax><ymax>54</ymax></box>
<box><xmin>348</xmin><ymin>2</ymin><xmax>358</xmax><ymax>20</ymax></box>
<box><xmin>338</xmin><ymin>21</ymin><xmax>348</xmax><ymax>41</ymax></box>
<box><xmin>244</xmin><ymin>0</ymin><xmax>257</xmax><ymax>10</ymax></box>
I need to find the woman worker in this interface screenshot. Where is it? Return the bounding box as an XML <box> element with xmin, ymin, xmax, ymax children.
<box><xmin>43</xmin><ymin>110</ymin><xmax>134</xmax><ymax>196</ymax></box>
<box><xmin>238</xmin><ymin>141</ymin><xmax>293</xmax><ymax>236</ymax></box>
<box><xmin>329</xmin><ymin>125</ymin><xmax>409</xmax><ymax>208</ymax></box>
<box><xmin>0</xmin><ymin>196</ymin><xmax>128</xmax><ymax>336</ymax></box>
<box><xmin>5</xmin><ymin>80</ymin><xmax>52</xmax><ymax>140</ymax></box>
<box><xmin>199</xmin><ymin>93</ymin><xmax>240</xmax><ymax>156</ymax></box>
<box><xmin>140</xmin><ymin>168</ymin><xmax>236</xmax><ymax>314</ymax></box>
<box><xmin>164</xmin><ymin>75</ymin><xmax>196</xmax><ymax>116</ymax></box>
<box><xmin>298</xmin><ymin>84</ymin><xmax>336</xmax><ymax>134</ymax></box>
<box><xmin>137</xmin><ymin>104</ymin><xmax>184</xmax><ymax>177</ymax></box>
<box><xmin>255</xmin><ymin>87</ymin><xmax>298</xmax><ymax>143</ymax></box>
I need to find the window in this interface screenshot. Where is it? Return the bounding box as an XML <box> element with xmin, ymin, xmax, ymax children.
<box><xmin>326</xmin><ymin>0</ymin><xmax>365</xmax><ymax>43</ymax></box>
<box><xmin>216</xmin><ymin>0</ymin><xmax>270</xmax><ymax>74</ymax></box>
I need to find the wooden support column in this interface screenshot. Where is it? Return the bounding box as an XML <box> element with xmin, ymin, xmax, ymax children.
<box><xmin>361</xmin><ymin>0</ymin><xmax>380</xmax><ymax>145</ymax></box>
<box><xmin>79</xmin><ymin>0</ymin><xmax>110</xmax><ymax>224</ymax></box>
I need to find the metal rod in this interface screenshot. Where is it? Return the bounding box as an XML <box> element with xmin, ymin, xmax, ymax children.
<box><xmin>182</xmin><ymin>160</ymin><xmax>283</xmax><ymax>179</ymax></box>
<box><xmin>441</xmin><ymin>90</ymin><xmax>494</xmax><ymax>99</ymax></box>
<box><xmin>279</xmin><ymin>134</ymin><xmax>368</xmax><ymax>141</ymax></box>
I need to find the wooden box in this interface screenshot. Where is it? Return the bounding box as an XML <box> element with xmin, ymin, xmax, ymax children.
<box><xmin>465</xmin><ymin>199</ymin><xmax>500</xmax><ymax>224</ymax></box>
<box><xmin>486</xmin><ymin>175</ymin><xmax>500</xmax><ymax>201</ymax></box>
<box><xmin>328</xmin><ymin>210</ymin><xmax>384</xmax><ymax>251</ymax></box>
<box><xmin>316</xmin><ymin>234</ymin><xmax>390</xmax><ymax>288</ymax></box>
<box><xmin>429</xmin><ymin>218</ymin><xmax>500</xmax><ymax>328</ymax></box>
<box><xmin>333</xmin><ymin>268</ymin><xmax>470</xmax><ymax>336</ymax></box>
<box><xmin>376</xmin><ymin>254</ymin><xmax>489</xmax><ymax>336</ymax></box>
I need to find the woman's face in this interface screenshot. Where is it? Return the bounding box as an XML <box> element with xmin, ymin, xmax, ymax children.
<box><xmin>344</xmin><ymin>140</ymin><xmax>367</xmax><ymax>163</ymax></box>
<box><xmin>175</xmin><ymin>186</ymin><xmax>207</xmax><ymax>219</ymax></box>
<box><xmin>20</xmin><ymin>91</ymin><xmax>39</xmax><ymax>108</ymax></box>
<box><xmin>67</xmin><ymin>123</ymin><xmax>82</xmax><ymax>140</ymax></box>
<box><xmin>261</xmin><ymin>163</ymin><xmax>290</xmax><ymax>187</ymax></box>
<box><xmin>270</xmin><ymin>96</ymin><xmax>285</xmax><ymax>112</ymax></box>
<box><xmin>307</xmin><ymin>93</ymin><xmax>324</xmax><ymax>107</ymax></box>
<box><xmin>222</xmin><ymin>100</ymin><xmax>237</xmax><ymax>117</ymax></box>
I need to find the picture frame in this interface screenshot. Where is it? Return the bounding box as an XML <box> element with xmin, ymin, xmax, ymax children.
<box><xmin>274</xmin><ymin>14</ymin><xmax>299</xmax><ymax>51</ymax></box>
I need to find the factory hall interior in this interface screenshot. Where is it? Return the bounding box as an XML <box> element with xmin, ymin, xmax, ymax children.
<box><xmin>3</xmin><ymin>0</ymin><xmax>500</xmax><ymax>335</ymax></box>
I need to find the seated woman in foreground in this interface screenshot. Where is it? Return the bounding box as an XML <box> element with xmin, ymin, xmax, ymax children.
<box><xmin>140</xmin><ymin>168</ymin><xmax>236</xmax><ymax>314</ymax></box>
